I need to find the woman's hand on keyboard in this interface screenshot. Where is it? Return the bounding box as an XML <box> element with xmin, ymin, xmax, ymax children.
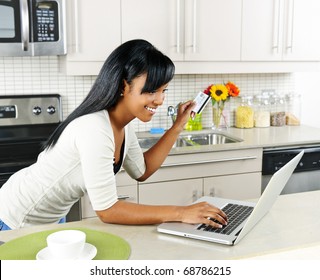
<box><xmin>179</xmin><ymin>202</ymin><xmax>228</xmax><ymax>228</ymax></box>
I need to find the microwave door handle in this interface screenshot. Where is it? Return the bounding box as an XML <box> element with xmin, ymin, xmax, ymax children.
<box><xmin>19</xmin><ymin>0</ymin><xmax>29</xmax><ymax>51</ymax></box>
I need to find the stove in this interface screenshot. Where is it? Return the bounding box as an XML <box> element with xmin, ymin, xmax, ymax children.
<box><xmin>0</xmin><ymin>94</ymin><xmax>81</xmax><ymax>222</ymax></box>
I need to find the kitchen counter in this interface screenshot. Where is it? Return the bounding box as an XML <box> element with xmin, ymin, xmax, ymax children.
<box><xmin>1</xmin><ymin>190</ymin><xmax>320</xmax><ymax>260</ymax></box>
<box><xmin>137</xmin><ymin>125</ymin><xmax>320</xmax><ymax>155</ymax></box>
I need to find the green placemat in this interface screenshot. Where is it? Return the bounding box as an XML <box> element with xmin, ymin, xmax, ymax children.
<box><xmin>0</xmin><ymin>227</ymin><xmax>131</xmax><ymax>260</ymax></box>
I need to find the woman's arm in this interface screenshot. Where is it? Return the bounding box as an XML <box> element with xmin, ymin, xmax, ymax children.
<box><xmin>137</xmin><ymin>100</ymin><xmax>195</xmax><ymax>181</ymax></box>
<box><xmin>96</xmin><ymin>200</ymin><xmax>228</xmax><ymax>228</ymax></box>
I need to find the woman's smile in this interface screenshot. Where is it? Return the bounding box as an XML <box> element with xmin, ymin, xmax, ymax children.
<box><xmin>145</xmin><ymin>106</ymin><xmax>156</xmax><ymax>114</ymax></box>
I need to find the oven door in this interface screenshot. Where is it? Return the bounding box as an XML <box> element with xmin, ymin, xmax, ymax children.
<box><xmin>0</xmin><ymin>140</ymin><xmax>82</xmax><ymax>222</ymax></box>
<box><xmin>0</xmin><ymin>173</ymin><xmax>12</xmax><ymax>188</ymax></box>
<box><xmin>0</xmin><ymin>140</ymin><xmax>42</xmax><ymax>188</ymax></box>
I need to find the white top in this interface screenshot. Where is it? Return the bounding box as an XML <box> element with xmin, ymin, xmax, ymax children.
<box><xmin>0</xmin><ymin>110</ymin><xmax>146</xmax><ymax>229</ymax></box>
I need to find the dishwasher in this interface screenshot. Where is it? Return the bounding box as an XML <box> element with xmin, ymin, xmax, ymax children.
<box><xmin>262</xmin><ymin>146</ymin><xmax>320</xmax><ymax>194</ymax></box>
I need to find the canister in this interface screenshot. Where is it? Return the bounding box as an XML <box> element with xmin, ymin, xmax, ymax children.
<box><xmin>285</xmin><ymin>92</ymin><xmax>301</xmax><ymax>126</ymax></box>
<box><xmin>235</xmin><ymin>96</ymin><xmax>254</xmax><ymax>128</ymax></box>
<box><xmin>254</xmin><ymin>95</ymin><xmax>270</xmax><ymax>128</ymax></box>
<box><xmin>270</xmin><ymin>94</ymin><xmax>286</xmax><ymax>126</ymax></box>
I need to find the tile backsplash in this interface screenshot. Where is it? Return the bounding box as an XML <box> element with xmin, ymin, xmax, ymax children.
<box><xmin>0</xmin><ymin>56</ymin><xmax>296</xmax><ymax>132</ymax></box>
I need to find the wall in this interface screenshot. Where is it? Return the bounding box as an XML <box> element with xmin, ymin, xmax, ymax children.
<box><xmin>295</xmin><ymin>72</ymin><xmax>320</xmax><ymax>128</ymax></box>
<box><xmin>0</xmin><ymin>56</ymin><xmax>308</xmax><ymax>131</ymax></box>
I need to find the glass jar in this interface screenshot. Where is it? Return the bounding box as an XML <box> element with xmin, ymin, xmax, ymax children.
<box><xmin>235</xmin><ymin>96</ymin><xmax>254</xmax><ymax>128</ymax></box>
<box><xmin>270</xmin><ymin>94</ymin><xmax>286</xmax><ymax>126</ymax></box>
<box><xmin>254</xmin><ymin>95</ymin><xmax>270</xmax><ymax>128</ymax></box>
<box><xmin>185</xmin><ymin>113</ymin><xmax>203</xmax><ymax>131</ymax></box>
<box><xmin>285</xmin><ymin>92</ymin><xmax>301</xmax><ymax>126</ymax></box>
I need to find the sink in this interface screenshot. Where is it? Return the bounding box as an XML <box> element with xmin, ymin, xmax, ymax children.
<box><xmin>138</xmin><ymin>136</ymin><xmax>194</xmax><ymax>149</ymax></box>
<box><xmin>138</xmin><ymin>137</ymin><xmax>161</xmax><ymax>149</ymax></box>
<box><xmin>138</xmin><ymin>131</ymin><xmax>242</xmax><ymax>149</ymax></box>
<box><xmin>183</xmin><ymin>132</ymin><xmax>241</xmax><ymax>145</ymax></box>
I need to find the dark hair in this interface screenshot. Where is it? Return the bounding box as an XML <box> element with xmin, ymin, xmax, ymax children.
<box><xmin>44</xmin><ymin>39</ymin><xmax>175</xmax><ymax>149</ymax></box>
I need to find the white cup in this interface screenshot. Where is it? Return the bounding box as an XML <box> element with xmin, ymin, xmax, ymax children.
<box><xmin>46</xmin><ymin>230</ymin><xmax>86</xmax><ymax>259</ymax></box>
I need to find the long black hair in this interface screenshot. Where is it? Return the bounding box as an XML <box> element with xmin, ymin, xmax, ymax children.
<box><xmin>44</xmin><ymin>39</ymin><xmax>175</xmax><ymax>149</ymax></box>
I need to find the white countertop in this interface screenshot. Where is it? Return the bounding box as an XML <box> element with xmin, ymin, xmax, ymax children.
<box><xmin>137</xmin><ymin>125</ymin><xmax>320</xmax><ymax>155</ymax></box>
<box><xmin>1</xmin><ymin>190</ymin><xmax>320</xmax><ymax>260</ymax></box>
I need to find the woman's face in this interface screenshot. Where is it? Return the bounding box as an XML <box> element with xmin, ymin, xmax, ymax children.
<box><xmin>122</xmin><ymin>74</ymin><xmax>168</xmax><ymax>123</ymax></box>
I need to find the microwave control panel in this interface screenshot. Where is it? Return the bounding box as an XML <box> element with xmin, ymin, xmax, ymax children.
<box><xmin>33</xmin><ymin>1</ymin><xmax>59</xmax><ymax>42</ymax></box>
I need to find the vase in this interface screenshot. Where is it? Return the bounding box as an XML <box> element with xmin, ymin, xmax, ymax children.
<box><xmin>212</xmin><ymin>106</ymin><xmax>223</xmax><ymax>129</ymax></box>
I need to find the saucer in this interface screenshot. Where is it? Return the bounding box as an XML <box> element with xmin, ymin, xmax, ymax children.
<box><xmin>36</xmin><ymin>243</ymin><xmax>97</xmax><ymax>260</ymax></box>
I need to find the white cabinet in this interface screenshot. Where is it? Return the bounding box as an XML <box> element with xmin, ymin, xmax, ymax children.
<box><xmin>122</xmin><ymin>0</ymin><xmax>241</xmax><ymax>62</ymax></box>
<box><xmin>139</xmin><ymin>173</ymin><xmax>261</xmax><ymax>206</ymax></box>
<box><xmin>81</xmin><ymin>170</ymin><xmax>137</xmax><ymax>219</ymax></box>
<box><xmin>60</xmin><ymin>0</ymin><xmax>320</xmax><ymax>75</ymax></box>
<box><xmin>121</xmin><ymin>0</ymin><xmax>180</xmax><ymax>61</ymax></box>
<box><xmin>139</xmin><ymin>179</ymin><xmax>202</xmax><ymax>205</ymax></box>
<box><xmin>203</xmin><ymin>173</ymin><xmax>261</xmax><ymax>200</ymax></box>
<box><xmin>242</xmin><ymin>0</ymin><xmax>320</xmax><ymax>61</ymax></box>
<box><xmin>81</xmin><ymin>149</ymin><xmax>262</xmax><ymax>217</ymax></box>
<box><xmin>60</xmin><ymin>0</ymin><xmax>121</xmax><ymax>75</ymax></box>
<box><xmin>138</xmin><ymin>148</ymin><xmax>262</xmax><ymax>205</ymax></box>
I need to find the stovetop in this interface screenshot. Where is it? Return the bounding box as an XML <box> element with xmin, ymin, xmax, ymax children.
<box><xmin>0</xmin><ymin>94</ymin><xmax>62</xmax><ymax>143</ymax></box>
<box><xmin>0</xmin><ymin>94</ymin><xmax>62</xmax><ymax>127</ymax></box>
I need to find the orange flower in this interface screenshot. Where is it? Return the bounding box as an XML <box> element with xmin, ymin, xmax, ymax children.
<box><xmin>225</xmin><ymin>81</ymin><xmax>240</xmax><ymax>97</ymax></box>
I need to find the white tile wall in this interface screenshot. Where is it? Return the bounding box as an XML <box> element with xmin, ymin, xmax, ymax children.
<box><xmin>0</xmin><ymin>56</ymin><xmax>296</xmax><ymax>132</ymax></box>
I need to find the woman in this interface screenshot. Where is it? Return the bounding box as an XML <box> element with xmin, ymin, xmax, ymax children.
<box><xmin>0</xmin><ymin>39</ymin><xmax>227</xmax><ymax>230</ymax></box>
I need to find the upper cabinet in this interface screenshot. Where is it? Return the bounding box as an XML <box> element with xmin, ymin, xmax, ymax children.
<box><xmin>60</xmin><ymin>0</ymin><xmax>320</xmax><ymax>75</ymax></box>
<box><xmin>60</xmin><ymin>0</ymin><xmax>121</xmax><ymax>75</ymax></box>
<box><xmin>242</xmin><ymin>0</ymin><xmax>320</xmax><ymax>61</ymax></box>
<box><xmin>122</xmin><ymin>0</ymin><xmax>241</xmax><ymax>62</ymax></box>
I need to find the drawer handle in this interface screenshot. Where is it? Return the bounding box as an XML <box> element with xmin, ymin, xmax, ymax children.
<box><xmin>162</xmin><ymin>156</ymin><xmax>258</xmax><ymax>167</ymax></box>
<box><xmin>192</xmin><ymin>190</ymin><xmax>199</xmax><ymax>202</ymax></box>
<box><xmin>118</xmin><ymin>195</ymin><xmax>130</xmax><ymax>200</ymax></box>
<box><xmin>209</xmin><ymin>187</ymin><xmax>215</xmax><ymax>197</ymax></box>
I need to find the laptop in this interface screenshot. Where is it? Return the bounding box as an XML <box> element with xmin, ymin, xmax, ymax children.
<box><xmin>157</xmin><ymin>150</ymin><xmax>304</xmax><ymax>245</ymax></box>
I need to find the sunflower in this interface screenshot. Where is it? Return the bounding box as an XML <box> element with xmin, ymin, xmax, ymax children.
<box><xmin>210</xmin><ymin>84</ymin><xmax>229</xmax><ymax>103</ymax></box>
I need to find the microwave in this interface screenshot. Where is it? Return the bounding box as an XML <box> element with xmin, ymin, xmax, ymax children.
<box><xmin>0</xmin><ymin>0</ymin><xmax>66</xmax><ymax>56</ymax></box>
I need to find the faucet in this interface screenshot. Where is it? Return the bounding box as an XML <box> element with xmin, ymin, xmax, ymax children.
<box><xmin>167</xmin><ymin>103</ymin><xmax>180</xmax><ymax>124</ymax></box>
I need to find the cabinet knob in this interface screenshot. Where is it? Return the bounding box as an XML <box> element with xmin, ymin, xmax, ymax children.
<box><xmin>192</xmin><ymin>190</ymin><xmax>199</xmax><ymax>202</ymax></box>
<box><xmin>209</xmin><ymin>188</ymin><xmax>215</xmax><ymax>197</ymax></box>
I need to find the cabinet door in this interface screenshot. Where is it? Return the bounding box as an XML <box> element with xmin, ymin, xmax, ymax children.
<box><xmin>242</xmin><ymin>0</ymin><xmax>320</xmax><ymax>61</ymax></box>
<box><xmin>242</xmin><ymin>0</ymin><xmax>283</xmax><ymax>61</ymax></box>
<box><xmin>139</xmin><ymin>179</ymin><xmax>202</xmax><ymax>205</ymax></box>
<box><xmin>81</xmin><ymin>185</ymin><xmax>138</xmax><ymax>219</ymax></box>
<box><xmin>203</xmin><ymin>173</ymin><xmax>261</xmax><ymax>200</ymax></box>
<box><xmin>61</xmin><ymin>0</ymin><xmax>121</xmax><ymax>74</ymax></box>
<box><xmin>121</xmin><ymin>0</ymin><xmax>184</xmax><ymax>61</ymax></box>
<box><xmin>81</xmin><ymin>170</ymin><xmax>137</xmax><ymax>219</ymax></box>
<box><xmin>184</xmin><ymin>0</ymin><xmax>241</xmax><ymax>61</ymax></box>
<box><xmin>122</xmin><ymin>0</ymin><xmax>241</xmax><ymax>62</ymax></box>
<box><xmin>282</xmin><ymin>0</ymin><xmax>320</xmax><ymax>61</ymax></box>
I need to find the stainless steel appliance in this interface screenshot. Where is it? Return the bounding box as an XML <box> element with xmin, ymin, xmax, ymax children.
<box><xmin>0</xmin><ymin>0</ymin><xmax>66</xmax><ymax>56</ymax></box>
<box><xmin>0</xmin><ymin>94</ymin><xmax>81</xmax><ymax>222</ymax></box>
<box><xmin>262</xmin><ymin>146</ymin><xmax>320</xmax><ymax>194</ymax></box>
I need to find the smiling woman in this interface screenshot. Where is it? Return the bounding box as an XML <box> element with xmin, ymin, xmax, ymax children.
<box><xmin>0</xmin><ymin>39</ymin><xmax>228</xmax><ymax>231</ymax></box>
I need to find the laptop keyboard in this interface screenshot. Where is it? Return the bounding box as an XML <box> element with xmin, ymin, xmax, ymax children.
<box><xmin>197</xmin><ymin>203</ymin><xmax>254</xmax><ymax>235</ymax></box>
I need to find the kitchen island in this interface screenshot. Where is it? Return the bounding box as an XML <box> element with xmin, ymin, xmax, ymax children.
<box><xmin>1</xmin><ymin>190</ymin><xmax>320</xmax><ymax>260</ymax></box>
